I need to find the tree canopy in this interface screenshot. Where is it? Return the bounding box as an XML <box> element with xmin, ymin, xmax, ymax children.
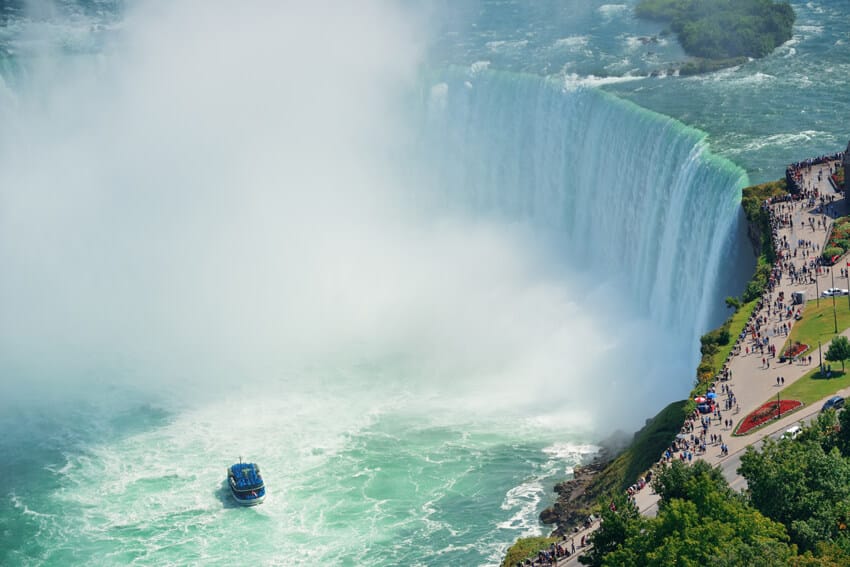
<box><xmin>635</xmin><ymin>0</ymin><xmax>795</xmax><ymax>60</ymax></box>
<box><xmin>583</xmin><ymin>422</ymin><xmax>850</xmax><ymax>565</ymax></box>
<box><xmin>739</xmin><ymin>437</ymin><xmax>850</xmax><ymax>554</ymax></box>
<box><xmin>582</xmin><ymin>461</ymin><xmax>797</xmax><ymax>566</ymax></box>
<box><xmin>826</xmin><ymin>336</ymin><xmax>850</xmax><ymax>372</ymax></box>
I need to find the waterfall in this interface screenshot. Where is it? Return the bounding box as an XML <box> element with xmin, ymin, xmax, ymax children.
<box><xmin>416</xmin><ymin>68</ymin><xmax>750</xmax><ymax>347</ymax></box>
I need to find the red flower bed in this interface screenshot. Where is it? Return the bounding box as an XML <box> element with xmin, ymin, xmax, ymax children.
<box><xmin>782</xmin><ymin>342</ymin><xmax>808</xmax><ymax>359</ymax></box>
<box><xmin>735</xmin><ymin>399</ymin><xmax>803</xmax><ymax>435</ymax></box>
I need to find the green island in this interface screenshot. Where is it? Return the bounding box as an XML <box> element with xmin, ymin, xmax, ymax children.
<box><xmin>503</xmin><ymin>171</ymin><xmax>850</xmax><ymax>565</ymax></box>
<box><xmin>635</xmin><ymin>0</ymin><xmax>795</xmax><ymax>75</ymax></box>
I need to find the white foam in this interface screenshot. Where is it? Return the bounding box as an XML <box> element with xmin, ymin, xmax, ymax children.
<box><xmin>469</xmin><ymin>60</ymin><xmax>490</xmax><ymax>74</ymax></box>
<box><xmin>623</xmin><ymin>35</ymin><xmax>644</xmax><ymax>51</ymax></box>
<box><xmin>542</xmin><ymin>441</ymin><xmax>600</xmax><ymax>462</ymax></box>
<box><xmin>797</xmin><ymin>24</ymin><xmax>824</xmax><ymax>35</ymax></box>
<box><xmin>553</xmin><ymin>36</ymin><xmax>589</xmax><ymax>50</ymax></box>
<box><xmin>561</xmin><ymin>72</ymin><xmax>644</xmax><ymax>90</ymax></box>
<box><xmin>485</xmin><ymin>39</ymin><xmax>529</xmax><ymax>52</ymax></box>
<box><xmin>733</xmin><ymin>130</ymin><xmax>826</xmax><ymax>153</ymax></box>
<box><xmin>688</xmin><ymin>68</ymin><xmax>774</xmax><ymax>87</ymax></box>
<box><xmin>597</xmin><ymin>4</ymin><xmax>629</xmax><ymax>20</ymax></box>
<box><xmin>497</xmin><ymin>479</ymin><xmax>545</xmax><ymax>534</ymax></box>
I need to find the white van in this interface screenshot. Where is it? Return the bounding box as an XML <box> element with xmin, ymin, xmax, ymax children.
<box><xmin>782</xmin><ymin>425</ymin><xmax>802</xmax><ymax>440</ymax></box>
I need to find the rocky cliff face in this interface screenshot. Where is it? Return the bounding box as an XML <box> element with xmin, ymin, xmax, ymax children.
<box><xmin>538</xmin><ymin>456</ymin><xmax>610</xmax><ymax>533</ymax></box>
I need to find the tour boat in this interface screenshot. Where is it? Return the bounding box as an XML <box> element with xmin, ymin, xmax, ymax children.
<box><xmin>227</xmin><ymin>461</ymin><xmax>266</xmax><ymax>506</ymax></box>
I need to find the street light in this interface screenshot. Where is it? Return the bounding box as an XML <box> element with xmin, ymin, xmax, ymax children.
<box><xmin>819</xmin><ymin>340</ymin><xmax>824</xmax><ymax>372</ymax></box>
<box><xmin>833</xmin><ymin>266</ymin><xmax>839</xmax><ymax>333</ymax></box>
<box><xmin>846</xmin><ymin>261</ymin><xmax>850</xmax><ymax>310</ymax></box>
<box><xmin>816</xmin><ymin>269</ymin><xmax>820</xmax><ymax>307</ymax></box>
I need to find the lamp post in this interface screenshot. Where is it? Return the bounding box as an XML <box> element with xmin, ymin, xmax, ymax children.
<box><xmin>833</xmin><ymin>266</ymin><xmax>839</xmax><ymax>333</ymax></box>
<box><xmin>846</xmin><ymin>261</ymin><xmax>850</xmax><ymax>310</ymax></box>
<box><xmin>777</xmin><ymin>392</ymin><xmax>781</xmax><ymax>420</ymax></box>
<box><xmin>820</xmin><ymin>340</ymin><xmax>824</xmax><ymax>373</ymax></box>
<box><xmin>816</xmin><ymin>269</ymin><xmax>820</xmax><ymax>307</ymax></box>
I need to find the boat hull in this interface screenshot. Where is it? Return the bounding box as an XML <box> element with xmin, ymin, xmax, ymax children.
<box><xmin>230</xmin><ymin>489</ymin><xmax>266</xmax><ymax>506</ymax></box>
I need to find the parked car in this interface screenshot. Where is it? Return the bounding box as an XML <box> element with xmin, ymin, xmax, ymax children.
<box><xmin>821</xmin><ymin>288</ymin><xmax>849</xmax><ymax>297</ymax></box>
<box><xmin>782</xmin><ymin>425</ymin><xmax>802</xmax><ymax>440</ymax></box>
<box><xmin>822</xmin><ymin>395</ymin><xmax>845</xmax><ymax>412</ymax></box>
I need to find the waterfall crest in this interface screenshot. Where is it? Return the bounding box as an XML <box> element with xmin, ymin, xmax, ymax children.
<box><xmin>417</xmin><ymin>68</ymin><xmax>750</xmax><ymax>344</ymax></box>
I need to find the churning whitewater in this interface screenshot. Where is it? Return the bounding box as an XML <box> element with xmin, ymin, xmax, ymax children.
<box><xmin>0</xmin><ymin>1</ymin><xmax>754</xmax><ymax>565</ymax></box>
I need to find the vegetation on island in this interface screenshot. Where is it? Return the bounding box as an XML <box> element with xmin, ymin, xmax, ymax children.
<box><xmin>636</xmin><ymin>0</ymin><xmax>795</xmax><ymax>67</ymax></box>
<box><xmin>677</xmin><ymin>56</ymin><xmax>749</xmax><ymax>76</ymax></box>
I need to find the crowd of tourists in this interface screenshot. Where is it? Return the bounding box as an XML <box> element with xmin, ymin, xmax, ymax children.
<box><xmin>662</xmin><ymin>157</ymin><xmax>842</xmax><ymax>468</ymax></box>
<box><xmin>786</xmin><ymin>151</ymin><xmax>844</xmax><ymax>193</ymax></box>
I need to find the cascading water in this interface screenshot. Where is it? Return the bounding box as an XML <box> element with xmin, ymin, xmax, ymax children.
<box><xmin>417</xmin><ymin>68</ymin><xmax>750</xmax><ymax>346</ymax></box>
<box><xmin>0</xmin><ymin>3</ymin><xmax>761</xmax><ymax>565</ymax></box>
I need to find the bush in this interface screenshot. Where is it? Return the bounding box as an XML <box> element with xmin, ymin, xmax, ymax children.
<box><xmin>501</xmin><ymin>537</ymin><xmax>558</xmax><ymax>567</ymax></box>
<box><xmin>743</xmin><ymin>259</ymin><xmax>772</xmax><ymax>302</ymax></box>
<box><xmin>823</xmin><ymin>247</ymin><xmax>843</xmax><ymax>263</ymax></box>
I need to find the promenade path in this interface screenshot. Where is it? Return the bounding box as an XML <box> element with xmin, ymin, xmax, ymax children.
<box><xmin>544</xmin><ymin>160</ymin><xmax>847</xmax><ymax>566</ymax></box>
<box><xmin>635</xmin><ymin>159</ymin><xmax>847</xmax><ymax>512</ymax></box>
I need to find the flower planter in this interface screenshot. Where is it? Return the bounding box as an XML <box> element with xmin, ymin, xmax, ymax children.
<box><xmin>735</xmin><ymin>399</ymin><xmax>803</xmax><ymax>435</ymax></box>
<box><xmin>779</xmin><ymin>343</ymin><xmax>808</xmax><ymax>362</ymax></box>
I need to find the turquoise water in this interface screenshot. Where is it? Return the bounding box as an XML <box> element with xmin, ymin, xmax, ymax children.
<box><xmin>0</xmin><ymin>1</ymin><xmax>847</xmax><ymax>565</ymax></box>
<box><xmin>430</xmin><ymin>0</ymin><xmax>850</xmax><ymax>184</ymax></box>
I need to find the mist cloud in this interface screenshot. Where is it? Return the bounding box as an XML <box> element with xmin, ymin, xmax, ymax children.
<box><xmin>0</xmin><ymin>0</ymin><xmax>674</xmax><ymax>431</ymax></box>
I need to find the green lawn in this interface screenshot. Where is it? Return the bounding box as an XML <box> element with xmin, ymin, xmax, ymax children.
<box><xmin>712</xmin><ymin>299</ymin><xmax>759</xmax><ymax>369</ymax></box>
<box><xmin>781</xmin><ymin>298</ymin><xmax>850</xmax><ymax>356</ymax></box>
<box><xmin>752</xmin><ymin>297</ymin><xmax>850</xmax><ymax>418</ymax></box>
<box><xmin>777</xmin><ymin>367</ymin><xmax>849</xmax><ymax>406</ymax></box>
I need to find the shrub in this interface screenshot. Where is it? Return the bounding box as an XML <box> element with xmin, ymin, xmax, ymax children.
<box><xmin>823</xmin><ymin>247</ymin><xmax>843</xmax><ymax>263</ymax></box>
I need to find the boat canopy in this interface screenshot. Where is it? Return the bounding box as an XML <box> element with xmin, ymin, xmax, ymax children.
<box><xmin>229</xmin><ymin>463</ymin><xmax>264</xmax><ymax>492</ymax></box>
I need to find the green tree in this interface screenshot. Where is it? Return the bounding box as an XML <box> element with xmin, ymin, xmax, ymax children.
<box><xmin>602</xmin><ymin>462</ymin><xmax>795</xmax><ymax>566</ymax></box>
<box><xmin>836</xmin><ymin>406</ymin><xmax>850</xmax><ymax>458</ymax></box>
<box><xmin>802</xmin><ymin>410</ymin><xmax>839</xmax><ymax>455</ymax></box>
<box><xmin>739</xmin><ymin>436</ymin><xmax>850</xmax><ymax>552</ymax></box>
<box><xmin>579</xmin><ymin>493</ymin><xmax>642</xmax><ymax>567</ymax></box>
<box><xmin>826</xmin><ymin>336</ymin><xmax>850</xmax><ymax>372</ymax></box>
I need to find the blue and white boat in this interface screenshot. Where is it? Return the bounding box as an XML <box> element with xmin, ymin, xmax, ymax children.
<box><xmin>227</xmin><ymin>461</ymin><xmax>266</xmax><ymax>506</ymax></box>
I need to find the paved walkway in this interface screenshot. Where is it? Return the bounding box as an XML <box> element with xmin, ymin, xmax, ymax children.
<box><xmin>546</xmin><ymin>159</ymin><xmax>847</xmax><ymax>566</ymax></box>
<box><xmin>694</xmin><ymin>159</ymin><xmax>845</xmax><ymax>476</ymax></box>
